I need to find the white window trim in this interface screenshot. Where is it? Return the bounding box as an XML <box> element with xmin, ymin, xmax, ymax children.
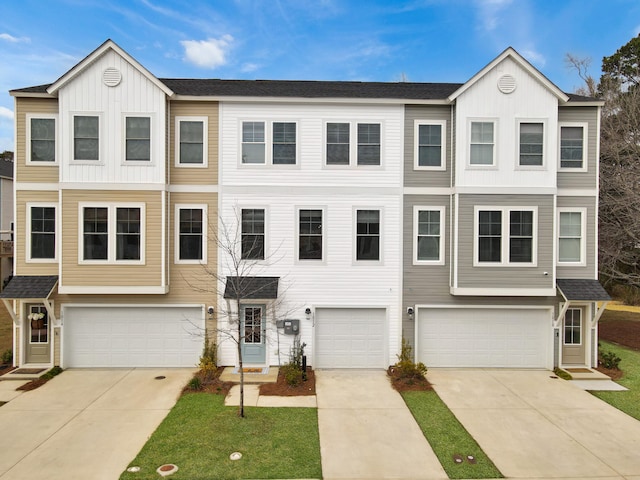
<box><xmin>295</xmin><ymin>206</ymin><xmax>326</xmax><ymax>264</ymax></box>
<box><xmin>473</xmin><ymin>206</ymin><xmax>538</xmax><ymax>267</ymax></box>
<box><xmin>239</xmin><ymin>120</ymin><xmax>300</xmax><ymax>167</ymax></box>
<box><xmin>175</xmin><ymin>116</ymin><xmax>208</xmax><ymax>168</ymax></box>
<box><xmin>78</xmin><ymin>202</ymin><xmax>146</xmax><ymax>265</ymax></box>
<box><xmin>238</xmin><ymin>206</ymin><xmax>269</xmax><ymax>263</ymax></box>
<box><xmin>563</xmin><ymin>308</ymin><xmax>583</xmax><ymax>346</ymax></box>
<box><xmin>123</xmin><ymin>113</ymin><xmax>153</xmax><ymax>165</ymax></box>
<box><xmin>557</xmin><ymin>207</ymin><xmax>587</xmax><ymax>266</ymax></box>
<box><xmin>468</xmin><ymin>119</ymin><xmax>498</xmax><ymax>168</ymax></box>
<box><xmin>323</xmin><ymin>121</ymin><xmax>384</xmax><ymax>168</ymax></box>
<box><xmin>353</xmin><ymin>206</ymin><xmax>383</xmax><ymax>264</ymax></box>
<box><xmin>414</xmin><ymin>120</ymin><xmax>446</xmax><ymax>171</ymax></box>
<box><xmin>558</xmin><ymin>122</ymin><xmax>588</xmax><ymax>172</ymax></box>
<box><xmin>26</xmin><ymin>114</ymin><xmax>58</xmax><ymax>165</ymax></box>
<box><xmin>516</xmin><ymin>119</ymin><xmax>547</xmax><ymax>170</ymax></box>
<box><xmin>26</xmin><ymin>202</ymin><xmax>58</xmax><ymax>263</ymax></box>
<box><xmin>413</xmin><ymin>205</ymin><xmax>445</xmax><ymax>265</ymax></box>
<box><xmin>71</xmin><ymin>113</ymin><xmax>102</xmax><ymax>164</ymax></box>
<box><xmin>174</xmin><ymin>204</ymin><xmax>208</xmax><ymax>264</ymax></box>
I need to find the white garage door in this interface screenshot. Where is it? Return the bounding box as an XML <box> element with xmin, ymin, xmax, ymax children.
<box><xmin>315</xmin><ymin>308</ymin><xmax>386</xmax><ymax>368</ymax></box>
<box><xmin>417</xmin><ymin>308</ymin><xmax>550</xmax><ymax>368</ymax></box>
<box><xmin>63</xmin><ymin>306</ymin><xmax>204</xmax><ymax>367</ymax></box>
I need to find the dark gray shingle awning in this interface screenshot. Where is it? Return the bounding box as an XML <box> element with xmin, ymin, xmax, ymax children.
<box><xmin>0</xmin><ymin>276</ymin><xmax>59</xmax><ymax>299</ymax></box>
<box><xmin>557</xmin><ymin>279</ymin><xmax>611</xmax><ymax>301</ymax></box>
<box><xmin>223</xmin><ymin>276</ymin><xmax>279</xmax><ymax>300</ymax></box>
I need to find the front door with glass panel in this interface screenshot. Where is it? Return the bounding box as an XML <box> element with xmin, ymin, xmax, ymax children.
<box><xmin>25</xmin><ymin>304</ymin><xmax>51</xmax><ymax>364</ymax></box>
<box><xmin>562</xmin><ymin>308</ymin><xmax>585</xmax><ymax>365</ymax></box>
<box><xmin>241</xmin><ymin>305</ymin><xmax>266</xmax><ymax>364</ymax></box>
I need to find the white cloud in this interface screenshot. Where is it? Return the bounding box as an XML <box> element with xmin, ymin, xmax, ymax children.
<box><xmin>475</xmin><ymin>0</ymin><xmax>512</xmax><ymax>32</ymax></box>
<box><xmin>241</xmin><ymin>63</ymin><xmax>259</xmax><ymax>73</ymax></box>
<box><xmin>0</xmin><ymin>33</ymin><xmax>29</xmax><ymax>43</ymax></box>
<box><xmin>520</xmin><ymin>48</ymin><xmax>546</xmax><ymax>67</ymax></box>
<box><xmin>181</xmin><ymin>35</ymin><xmax>233</xmax><ymax>69</ymax></box>
<box><xmin>0</xmin><ymin>107</ymin><xmax>13</xmax><ymax>121</ymax></box>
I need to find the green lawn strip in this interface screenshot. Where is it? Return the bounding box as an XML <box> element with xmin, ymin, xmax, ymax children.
<box><xmin>119</xmin><ymin>393</ymin><xmax>321</xmax><ymax>480</ymax></box>
<box><xmin>592</xmin><ymin>340</ymin><xmax>640</xmax><ymax>420</ymax></box>
<box><xmin>402</xmin><ymin>390</ymin><xmax>502</xmax><ymax>479</ymax></box>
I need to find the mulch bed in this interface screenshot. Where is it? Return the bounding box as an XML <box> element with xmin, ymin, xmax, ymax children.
<box><xmin>599</xmin><ymin>319</ymin><xmax>640</xmax><ymax>351</ymax></box>
<box><xmin>16</xmin><ymin>378</ymin><xmax>47</xmax><ymax>391</ymax></box>
<box><xmin>183</xmin><ymin>367</ymin><xmax>235</xmax><ymax>397</ymax></box>
<box><xmin>260</xmin><ymin>367</ymin><xmax>315</xmax><ymax>396</ymax></box>
<box><xmin>387</xmin><ymin>366</ymin><xmax>432</xmax><ymax>392</ymax></box>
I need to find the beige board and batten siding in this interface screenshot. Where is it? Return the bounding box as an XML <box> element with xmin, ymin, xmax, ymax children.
<box><xmin>404</xmin><ymin>105</ymin><xmax>451</xmax><ymax>188</ymax></box>
<box><xmin>557</xmin><ymin>106</ymin><xmax>599</xmax><ymax>190</ymax></box>
<box><xmin>60</xmin><ymin>190</ymin><xmax>163</xmax><ymax>287</ymax></box>
<box><xmin>169</xmin><ymin>101</ymin><xmax>219</xmax><ymax>185</ymax></box>
<box><xmin>556</xmin><ymin>195</ymin><xmax>597</xmax><ymax>279</ymax></box>
<box><xmin>14</xmin><ymin>97</ymin><xmax>59</xmax><ymax>184</ymax></box>
<box><xmin>456</xmin><ymin>194</ymin><xmax>554</xmax><ymax>289</ymax></box>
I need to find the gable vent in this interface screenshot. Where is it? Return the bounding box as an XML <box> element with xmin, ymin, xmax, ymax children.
<box><xmin>103</xmin><ymin>67</ymin><xmax>122</xmax><ymax>87</ymax></box>
<box><xmin>497</xmin><ymin>74</ymin><xmax>516</xmax><ymax>94</ymax></box>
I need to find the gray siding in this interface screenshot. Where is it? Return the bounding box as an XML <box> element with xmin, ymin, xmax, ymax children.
<box><xmin>556</xmin><ymin>196</ymin><xmax>597</xmax><ymax>279</ymax></box>
<box><xmin>557</xmin><ymin>106</ymin><xmax>599</xmax><ymax>190</ymax></box>
<box><xmin>404</xmin><ymin>105</ymin><xmax>452</xmax><ymax>188</ymax></box>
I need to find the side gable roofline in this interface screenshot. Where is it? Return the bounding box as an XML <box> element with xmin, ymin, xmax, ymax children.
<box><xmin>448</xmin><ymin>47</ymin><xmax>569</xmax><ymax>103</ymax></box>
<box><xmin>46</xmin><ymin>39</ymin><xmax>174</xmax><ymax>97</ymax></box>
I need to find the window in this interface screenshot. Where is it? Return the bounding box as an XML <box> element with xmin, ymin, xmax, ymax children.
<box><xmin>241</xmin><ymin>209</ymin><xmax>265</xmax><ymax>260</ymax></box>
<box><xmin>560</xmin><ymin>125</ymin><xmax>586</xmax><ymax>169</ymax></box>
<box><xmin>28</xmin><ymin>116</ymin><xmax>56</xmax><ymax>163</ymax></box>
<box><xmin>357</xmin><ymin>124</ymin><xmax>381</xmax><ymax>165</ymax></box>
<box><xmin>476</xmin><ymin>207</ymin><xmax>537</xmax><ymax>265</ymax></box>
<box><xmin>356</xmin><ymin>209</ymin><xmax>380</xmax><ymax>261</ymax></box>
<box><xmin>29</xmin><ymin>305</ymin><xmax>48</xmax><ymax>344</ymax></box>
<box><xmin>74</xmin><ymin>115</ymin><xmax>99</xmax><ymax>161</ymax></box>
<box><xmin>299</xmin><ymin>209</ymin><xmax>322</xmax><ymax>260</ymax></box>
<box><xmin>273</xmin><ymin>122</ymin><xmax>296</xmax><ymax>165</ymax></box>
<box><xmin>415</xmin><ymin>121</ymin><xmax>445</xmax><ymax>169</ymax></box>
<box><xmin>470</xmin><ymin>121</ymin><xmax>494</xmax><ymax>165</ymax></box>
<box><xmin>242</xmin><ymin>121</ymin><xmax>265</xmax><ymax>164</ymax></box>
<box><xmin>564</xmin><ymin>308</ymin><xmax>582</xmax><ymax>345</ymax></box>
<box><xmin>243</xmin><ymin>306</ymin><xmax>263</xmax><ymax>343</ymax></box>
<box><xmin>176</xmin><ymin>206</ymin><xmax>206</xmax><ymax>262</ymax></box>
<box><xmin>414</xmin><ymin>207</ymin><xmax>445</xmax><ymax>264</ymax></box>
<box><xmin>519</xmin><ymin>122</ymin><xmax>543</xmax><ymax>166</ymax></box>
<box><xmin>326</xmin><ymin>123</ymin><xmax>350</xmax><ymax>165</ymax></box>
<box><xmin>29</xmin><ymin>206</ymin><xmax>56</xmax><ymax>260</ymax></box>
<box><xmin>558</xmin><ymin>210</ymin><xmax>585</xmax><ymax>263</ymax></box>
<box><xmin>176</xmin><ymin>117</ymin><xmax>206</xmax><ymax>166</ymax></box>
<box><xmin>81</xmin><ymin>204</ymin><xmax>144</xmax><ymax>263</ymax></box>
<box><xmin>125</xmin><ymin>116</ymin><xmax>150</xmax><ymax>161</ymax></box>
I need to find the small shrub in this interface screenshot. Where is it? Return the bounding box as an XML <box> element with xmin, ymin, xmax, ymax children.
<box><xmin>394</xmin><ymin>338</ymin><xmax>427</xmax><ymax>379</ymax></box>
<box><xmin>199</xmin><ymin>332</ymin><xmax>219</xmax><ymax>382</ymax></box>
<box><xmin>1</xmin><ymin>349</ymin><xmax>12</xmax><ymax>365</ymax></box>
<box><xmin>187</xmin><ymin>376</ymin><xmax>203</xmax><ymax>391</ymax></box>
<box><xmin>40</xmin><ymin>366</ymin><xmax>63</xmax><ymax>380</ymax></box>
<box><xmin>288</xmin><ymin>337</ymin><xmax>307</xmax><ymax>371</ymax></box>
<box><xmin>553</xmin><ymin>367</ymin><xmax>573</xmax><ymax>380</ymax></box>
<box><xmin>600</xmin><ymin>350</ymin><xmax>622</xmax><ymax>370</ymax></box>
<box><xmin>281</xmin><ymin>363</ymin><xmax>303</xmax><ymax>386</ymax></box>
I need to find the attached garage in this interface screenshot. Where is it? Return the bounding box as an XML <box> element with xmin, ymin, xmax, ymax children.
<box><xmin>63</xmin><ymin>305</ymin><xmax>204</xmax><ymax>367</ymax></box>
<box><xmin>417</xmin><ymin>307</ymin><xmax>552</xmax><ymax>368</ymax></box>
<box><xmin>314</xmin><ymin>308</ymin><xmax>386</xmax><ymax>369</ymax></box>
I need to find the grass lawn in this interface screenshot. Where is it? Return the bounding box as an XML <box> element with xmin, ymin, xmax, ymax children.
<box><xmin>119</xmin><ymin>393</ymin><xmax>321</xmax><ymax>480</ymax></box>
<box><xmin>402</xmin><ymin>390</ymin><xmax>502</xmax><ymax>479</ymax></box>
<box><xmin>592</xmin><ymin>340</ymin><xmax>640</xmax><ymax>421</ymax></box>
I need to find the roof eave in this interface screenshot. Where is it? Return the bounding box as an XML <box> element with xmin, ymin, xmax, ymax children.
<box><xmin>169</xmin><ymin>94</ymin><xmax>453</xmax><ymax>104</ymax></box>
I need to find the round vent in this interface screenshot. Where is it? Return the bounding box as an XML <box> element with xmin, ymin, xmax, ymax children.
<box><xmin>102</xmin><ymin>67</ymin><xmax>122</xmax><ymax>87</ymax></box>
<box><xmin>497</xmin><ymin>74</ymin><xmax>516</xmax><ymax>94</ymax></box>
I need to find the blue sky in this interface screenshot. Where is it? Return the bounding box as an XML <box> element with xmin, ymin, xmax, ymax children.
<box><xmin>0</xmin><ymin>0</ymin><xmax>638</xmax><ymax>152</ymax></box>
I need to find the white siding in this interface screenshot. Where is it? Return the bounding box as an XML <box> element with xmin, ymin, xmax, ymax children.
<box><xmin>57</xmin><ymin>49</ymin><xmax>167</xmax><ymax>184</ymax></box>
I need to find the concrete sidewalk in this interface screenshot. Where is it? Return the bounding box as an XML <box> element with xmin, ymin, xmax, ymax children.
<box><xmin>429</xmin><ymin>369</ymin><xmax>640</xmax><ymax>479</ymax></box>
<box><xmin>316</xmin><ymin>369</ymin><xmax>447</xmax><ymax>480</ymax></box>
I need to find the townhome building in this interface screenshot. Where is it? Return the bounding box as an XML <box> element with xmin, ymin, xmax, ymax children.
<box><xmin>5</xmin><ymin>40</ymin><xmax>608</xmax><ymax>371</ymax></box>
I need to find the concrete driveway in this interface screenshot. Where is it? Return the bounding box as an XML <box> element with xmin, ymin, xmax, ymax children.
<box><xmin>429</xmin><ymin>369</ymin><xmax>640</xmax><ymax>479</ymax></box>
<box><xmin>0</xmin><ymin>368</ymin><xmax>194</xmax><ymax>480</ymax></box>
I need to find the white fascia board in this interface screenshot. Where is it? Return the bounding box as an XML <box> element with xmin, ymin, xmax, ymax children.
<box><xmin>171</xmin><ymin>94</ymin><xmax>452</xmax><ymax>105</ymax></box>
<box><xmin>58</xmin><ymin>285</ymin><xmax>169</xmax><ymax>294</ymax></box>
<box><xmin>449</xmin><ymin>287</ymin><xmax>557</xmax><ymax>296</ymax></box>
<box><xmin>47</xmin><ymin>39</ymin><xmax>174</xmax><ymax>97</ymax></box>
<box><xmin>562</xmin><ymin>100</ymin><xmax>605</xmax><ymax>107</ymax></box>
<box><xmin>9</xmin><ymin>92</ymin><xmax>53</xmax><ymax>98</ymax></box>
<box><xmin>57</xmin><ymin>182</ymin><xmax>166</xmax><ymax>191</ymax></box>
<box><xmin>557</xmin><ymin>189</ymin><xmax>598</xmax><ymax>197</ymax></box>
<box><xmin>454</xmin><ymin>186</ymin><xmax>557</xmax><ymax>195</ymax></box>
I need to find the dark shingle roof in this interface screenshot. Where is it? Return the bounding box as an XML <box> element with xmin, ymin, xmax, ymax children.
<box><xmin>0</xmin><ymin>276</ymin><xmax>58</xmax><ymax>299</ymax></box>
<box><xmin>223</xmin><ymin>276</ymin><xmax>279</xmax><ymax>300</ymax></box>
<box><xmin>0</xmin><ymin>159</ymin><xmax>13</xmax><ymax>179</ymax></box>
<box><xmin>557</xmin><ymin>279</ymin><xmax>611</xmax><ymax>301</ymax></box>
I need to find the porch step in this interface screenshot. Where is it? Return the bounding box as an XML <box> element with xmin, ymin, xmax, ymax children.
<box><xmin>0</xmin><ymin>367</ymin><xmax>48</xmax><ymax>380</ymax></box>
<box><xmin>562</xmin><ymin>368</ymin><xmax>611</xmax><ymax>380</ymax></box>
<box><xmin>219</xmin><ymin>366</ymin><xmax>278</xmax><ymax>384</ymax></box>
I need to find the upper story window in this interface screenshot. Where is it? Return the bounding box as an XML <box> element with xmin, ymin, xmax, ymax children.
<box><xmin>357</xmin><ymin>124</ymin><xmax>381</xmax><ymax>165</ymax></box>
<box><xmin>414</xmin><ymin>206</ymin><xmax>445</xmax><ymax>265</ymax></box>
<box><xmin>519</xmin><ymin>122</ymin><xmax>544</xmax><ymax>167</ymax></box>
<box><xmin>242</xmin><ymin>122</ymin><xmax>265</xmax><ymax>164</ymax></box>
<box><xmin>74</xmin><ymin>115</ymin><xmax>99</xmax><ymax>161</ymax></box>
<box><xmin>298</xmin><ymin>209</ymin><xmax>323</xmax><ymax>261</ymax></box>
<box><xmin>81</xmin><ymin>204</ymin><xmax>144</xmax><ymax>263</ymax></box>
<box><xmin>475</xmin><ymin>207</ymin><xmax>536</xmax><ymax>266</ymax></box>
<box><xmin>28</xmin><ymin>116</ymin><xmax>56</xmax><ymax>163</ymax></box>
<box><xmin>559</xmin><ymin>124</ymin><xmax>587</xmax><ymax>170</ymax></box>
<box><xmin>273</xmin><ymin>122</ymin><xmax>296</xmax><ymax>165</ymax></box>
<box><xmin>241</xmin><ymin>121</ymin><xmax>298</xmax><ymax>165</ymax></box>
<box><xmin>469</xmin><ymin>121</ymin><xmax>495</xmax><ymax>166</ymax></box>
<box><xmin>356</xmin><ymin>209</ymin><xmax>380</xmax><ymax>261</ymax></box>
<box><xmin>176</xmin><ymin>117</ymin><xmax>207</xmax><ymax>166</ymax></box>
<box><xmin>558</xmin><ymin>209</ymin><xmax>586</xmax><ymax>264</ymax></box>
<box><xmin>28</xmin><ymin>205</ymin><xmax>56</xmax><ymax>261</ymax></box>
<box><xmin>415</xmin><ymin>121</ymin><xmax>445</xmax><ymax>170</ymax></box>
<box><xmin>241</xmin><ymin>208</ymin><xmax>265</xmax><ymax>260</ymax></box>
<box><xmin>325</xmin><ymin>122</ymin><xmax>382</xmax><ymax>167</ymax></box>
<box><xmin>326</xmin><ymin>123</ymin><xmax>350</xmax><ymax>165</ymax></box>
<box><xmin>125</xmin><ymin>116</ymin><xmax>151</xmax><ymax>162</ymax></box>
<box><xmin>176</xmin><ymin>205</ymin><xmax>206</xmax><ymax>263</ymax></box>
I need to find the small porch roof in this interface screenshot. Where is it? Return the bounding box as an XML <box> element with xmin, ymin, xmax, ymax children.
<box><xmin>223</xmin><ymin>276</ymin><xmax>279</xmax><ymax>300</ymax></box>
<box><xmin>556</xmin><ymin>279</ymin><xmax>611</xmax><ymax>302</ymax></box>
<box><xmin>0</xmin><ymin>276</ymin><xmax>59</xmax><ymax>299</ymax></box>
